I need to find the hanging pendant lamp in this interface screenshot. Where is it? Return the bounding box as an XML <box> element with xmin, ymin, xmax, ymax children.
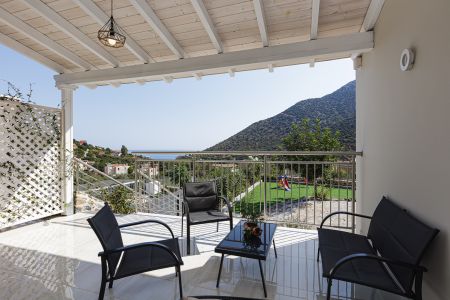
<box><xmin>98</xmin><ymin>0</ymin><xmax>126</xmax><ymax>48</ymax></box>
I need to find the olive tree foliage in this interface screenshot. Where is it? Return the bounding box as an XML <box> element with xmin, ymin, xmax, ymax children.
<box><xmin>281</xmin><ymin>118</ymin><xmax>343</xmax><ymax>198</ymax></box>
<box><xmin>282</xmin><ymin>118</ymin><xmax>342</xmax><ymax>156</ymax></box>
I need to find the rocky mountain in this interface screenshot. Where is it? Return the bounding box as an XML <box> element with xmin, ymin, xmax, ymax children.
<box><xmin>207</xmin><ymin>81</ymin><xmax>356</xmax><ymax>151</ymax></box>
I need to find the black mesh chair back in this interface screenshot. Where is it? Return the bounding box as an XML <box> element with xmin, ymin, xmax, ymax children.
<box><xmin>184</xmin><ymin>181</ymin><xmax>218</xmax><ymax>212</ymax></box>
<box><xmin>368</xmin><ymin>197</ymin><xmax>439</xmax><ymax>292</ymax></box>
<box><xmin>87</xmin><ymin>203</ymin><xmax>124</xmax><ymax>273</ymax></box>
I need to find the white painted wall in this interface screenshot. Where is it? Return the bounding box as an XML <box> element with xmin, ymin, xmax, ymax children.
<box><xmin>356</xmin><ymin>1</ymin><xmax>450</xmax><ymax>299</ymax></box>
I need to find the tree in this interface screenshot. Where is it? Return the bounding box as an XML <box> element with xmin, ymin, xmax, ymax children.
<box><xmin>281</xmin><ymin>118</ymin><xmax>342</xmax><ymax>199</ymax></box>
<box><xmin>120</xmin><ymin>145</ymin><xmax>128</xmax><ymax>156</ymax></box>
<box><xmin>282</xmin><ymin>118</ymin><xmax>342</xmax><ymax>154</ymax></box>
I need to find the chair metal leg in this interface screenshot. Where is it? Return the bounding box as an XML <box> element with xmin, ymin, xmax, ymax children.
<box><xmin>229</xmin><ymin>218</ymin><xmax>233</xmax><ymax>231</ymax></box>
<box><xmin>187</xmin><ymin>223</ymin><xmax>191</xmax><ymax>255</ymax></box>
<box><xmin>317</xmin><ymin>247</ymin><xmax>320</xmax><ymax>262</ymax></box>
<box><xmin>108</xmin><ymin>279</ymin><xmax>114</xmax><ymax>288</ymax></box>
<box><xmin>326</xmin><ymin>278</ymin><xmax>332</xmax><ymax>300</ymax></box>
<box><xmin>181</xmin><ymin>214</ymin><xmax>184</xmax><ymax>237</ymax></box>
<box><xmin>177</xmin><ymin>266</ymin><xmax>183</xmax><ymax>299</ymax></box>
<box><xmin>415</xmin><ymin>272</ymin><xmax>423</xmax><ymax>300</ymax></box>
<box><xmin>273</xmin><ymin>240</ymin><xmax>278</xmax><ymax>258</ymax></box>
<box><xmin>217</xmin><ymin>222</ymin><xmax>219</xmax><ymax>232</ymax></box>
<box><xmin>216</xmin><ymin>254</ymin><xmax>224</xmax><ymax>288</ymax></box>
<box><xmin>99</xmin><ymin>257</ymin><xmax>107</xmax><ymax>300</ymax></box>
<box><xmin>258</xmin><ymin>259</ymin><xmax>267</xmax><ymax>298</ymax></box>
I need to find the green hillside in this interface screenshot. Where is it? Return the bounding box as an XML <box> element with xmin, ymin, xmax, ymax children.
<box><xmin>207</xmin><ymin>81</ymin><xmax>356</xmax><ymax>151</ymax></box>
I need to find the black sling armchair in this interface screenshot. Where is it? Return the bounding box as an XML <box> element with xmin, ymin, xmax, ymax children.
<box><xmin>87</xmin><ymin>203</ymin><xmax>183</xmax><ymax>300</ymax></box>
<box><xmin>182</xmin><ymin>181</ymin><xmax>233</xmax><ymax>255</ymax></box>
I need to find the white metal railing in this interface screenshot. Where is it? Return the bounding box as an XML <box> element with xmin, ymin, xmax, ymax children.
<box><xmin>132</xmin><ymin>151</ymin><xmax>360</xmax><ymax>229</ymax></box>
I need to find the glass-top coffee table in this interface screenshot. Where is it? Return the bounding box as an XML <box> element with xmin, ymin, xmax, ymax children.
<box><xmin>215</xmin><ymin>220</ymin><xmax>277</xmax><ymax>298</ymax></box>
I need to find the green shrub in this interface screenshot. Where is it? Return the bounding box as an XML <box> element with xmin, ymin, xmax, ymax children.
<box><xmin>102</xmin><ymin>186</ymin><xmax>134</xmax><ymax>214</ymax></box>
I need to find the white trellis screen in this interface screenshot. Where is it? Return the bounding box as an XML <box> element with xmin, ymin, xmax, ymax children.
<box><xmin>0</xmin><ymin>99</ymin><xmax>63</xmax><ymax>228</ymax></box>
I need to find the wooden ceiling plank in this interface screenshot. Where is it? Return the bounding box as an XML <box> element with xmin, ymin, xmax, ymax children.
<box><xmin>0</xmin><ymin>31</ymin><xmax>66</xmax><ymax>73</ymax></box>
<box><xmin>0</xmin><ymin>6</ymin><xmax>92</xmax><ymax>70</ymax></box>
<box><xmin>22</xmin><ymin>0</ymin><xmax>120</xmax><ymax>67</ymax></box>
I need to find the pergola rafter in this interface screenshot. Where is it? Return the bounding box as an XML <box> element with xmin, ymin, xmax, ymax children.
<box><xmin>129</xmin><ymin>0</ymin><xmax>186</xmax><ymax>59</ymax></box>
<box><xmin>253</xmin><ymin>0</ymin><xmax>269</xmax><ymax>47</ymax></box>
<box><xmin>310</xmin><ymin>0</ymin><xmax>321</xmax><ymax>40</ymax></box>
<box><xmin>191</xmin><ymin>0</ymin><xmax>223</xmax><ymax>54</ymax></box>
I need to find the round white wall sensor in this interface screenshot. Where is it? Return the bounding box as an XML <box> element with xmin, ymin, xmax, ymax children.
<box><xmin>400</xmin><ymin>48</ymin><xmax>415</xmax><ymax>71</ymax></box>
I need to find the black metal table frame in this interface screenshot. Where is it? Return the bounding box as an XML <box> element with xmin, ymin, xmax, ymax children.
<box><xmin>215</xmin><ymin>225</ymin><xmax>277</xmax><ymax>298</ymax></box>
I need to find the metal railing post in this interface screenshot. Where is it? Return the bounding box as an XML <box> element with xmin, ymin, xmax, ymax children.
<box><xmin>263</xmin><ymin>155</ymin><xmax>267</xmax><ymax>218</ymax></box>
<box><xmin>134</xmin><ymin>157</ymin><xmax>139</xmax><ymax>213</ymax></box>
<box><xmin>192</xmin><ymin>155</ymin><xmax>196</xmax><ymax>182</ymax></box>
<box><xmin>351</xmin><ymin>154</ymin><xmax>356</xmax><ymax>233</ymax></box>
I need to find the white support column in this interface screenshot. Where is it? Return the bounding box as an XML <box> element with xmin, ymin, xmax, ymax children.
<box><xmin>59</xmin><ymin>85</ymin><xmax>77</xmax><ymax>215</ymax></box>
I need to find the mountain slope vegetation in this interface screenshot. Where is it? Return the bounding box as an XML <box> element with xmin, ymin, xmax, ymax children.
<box><xmin>207</xmin><ymin>81</ymin><xmax>356</xmax><ymax>151</ymax></box>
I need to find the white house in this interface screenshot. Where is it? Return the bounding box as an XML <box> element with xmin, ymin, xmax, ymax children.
<box><xmin>104</xmin><ymin>164</ymin><xmax>129</xmax><ymax>176</ymax></box>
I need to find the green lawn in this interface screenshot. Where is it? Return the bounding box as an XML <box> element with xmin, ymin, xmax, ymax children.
<box><xmin>240</xmin><ymin>182</ymin><xmax>353</xmax><ymax>206</ymax></box>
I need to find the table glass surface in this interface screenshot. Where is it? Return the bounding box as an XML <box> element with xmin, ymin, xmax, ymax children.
<box><xmin>215</xmin><ymin>221</ymin><xmax>277</xmax><ymax>259</ymax></box>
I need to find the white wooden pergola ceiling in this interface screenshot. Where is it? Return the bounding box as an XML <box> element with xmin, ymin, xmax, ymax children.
<box><xmin>0</xmin><ymin>0</ymin><xmax>384</xmax><ymax>87</ymax></box>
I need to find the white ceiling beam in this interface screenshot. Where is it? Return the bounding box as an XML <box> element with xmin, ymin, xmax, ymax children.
<box><xmin>0</xmin><ymin>32</ymin><xmax>66</xmax><ymax>73</ymax></box>
<box><xmin>129</xmin><ymin>0</ymin><xmax>186</xmax><ymax>59</ymax></box>
<box><xmin>310</xmin><ymin>0</ymin><xmax>320</xmax><ymax>40</ymax></box>
<box><xmin>22</xmin><ymin>0</ymin><xmax>119</xmax><ymax>67</ymax></box>
<box><xmin>253</xmin><ymin>0</ymin><xmax>269</xmax><ymax>47</ymax></box>
<box><xmin>55</xmin><ymin>32</ymin><xmax>374</xmax><ymax>86</ymax></box>
<box><xmin>0</xmin><ymin>7</ymin><xmax>92</xmax><ymax>70</ymax></box>
<box><xmin>72</xmin><ymin>0</ymin><xmax>154</xmax><ymax>64</ymax></box>
<box><xmin>190</xmin><ymin>0</ymin><xmax>223</xmax><ymax>53</ymax></box>
<box><xmin>361</xmin><ymin>0</ymin><xmax>385</xmax><ymax>32</ymax></box>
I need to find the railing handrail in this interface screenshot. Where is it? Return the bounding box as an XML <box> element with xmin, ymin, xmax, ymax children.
<box><xmin>131</xmin><ymin>150</ymin><xmax>362</xmax><ymax>156</ymax></box>
<box><xmin>74</xmin><ymin>157</ymin><xmax>134</xmax><ymax>193</ymax></box>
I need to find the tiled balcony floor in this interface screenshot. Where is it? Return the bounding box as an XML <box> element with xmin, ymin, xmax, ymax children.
<box><xmin>0</xmin><ymin>213</ymin><xmax>392</xmax><ymax>300</ymax></box>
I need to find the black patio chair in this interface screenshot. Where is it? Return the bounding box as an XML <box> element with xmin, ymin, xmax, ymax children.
<box><xmin>182</xmin><ymin>181</ymin><xmax>233</xmax><ymax>255</ymax></box>
<box><xmin>317</xmin><ymin>197</ymin><xmax>439</xmax><ymax>300</ymax></box>
<box><xmin>87</xmin><ymin>203</ymin><xmax>183</xmax><ymax>300</ymax></box>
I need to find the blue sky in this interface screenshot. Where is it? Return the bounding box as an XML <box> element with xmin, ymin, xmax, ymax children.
<box><xmin>1</xmin><ymin>45</ymin><xmax>355</xmax><ymax>150</ymax></box>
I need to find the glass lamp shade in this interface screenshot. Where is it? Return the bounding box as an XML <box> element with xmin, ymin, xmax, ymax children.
<box><xmin>98</xmin><ymin>17</ymin><xmax>126</xmax><ymax>48</ymax></box>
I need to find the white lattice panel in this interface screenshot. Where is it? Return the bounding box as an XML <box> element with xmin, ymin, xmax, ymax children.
<box><xmin>0</xmin><ymin>100</ymin><xmax>62</xmax><ymax>228</ymax></box>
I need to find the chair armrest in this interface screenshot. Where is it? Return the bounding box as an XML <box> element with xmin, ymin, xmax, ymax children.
<box><xmin>320</xmin><ymin>211</ymin><xmax>372</xmax><ymax>229</ymax></box>
<box><xmin>119</xmin><ymin>219</ymin><xmax>174</xmax><ymax>239</ymax></box>
<box><xmin>99</xmin><ymin>241</ymin><xmax>182</xmax><ymax>265</ymax></box>
<box><xmin>218</xmin><ymin>196</ymin><xmax>233</xmax><ymax>218</ymax></box>
<box><xmin>182</xmin><ymin>200</ymin><xmax>190</xmax><ymax>217</ymax></box>
<box><xmin>329</xmin><ymin>253</ymin><xmax>427</xmax><ymax>279</ymax></box>
<box><xmin>218</xmin><ymin>195</ymin><xmax>232</xmax><ymax>210</ymax></box>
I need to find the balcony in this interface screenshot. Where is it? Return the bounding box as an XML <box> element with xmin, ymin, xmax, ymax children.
<box><xmin>1</xmin><ymin>211</ymin><xmax>372</xmax><ymax>300</ymax></box>
<box><xmin>0</xmin><ymin>151</ymin><xmax>378</xmax><ymax>300</ymax></box>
